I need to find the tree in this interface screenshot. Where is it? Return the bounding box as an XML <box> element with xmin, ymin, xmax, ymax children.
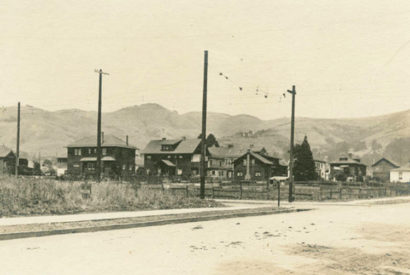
<box><xmin>293</xmin><ymin>136</ymin><xmax>317</xmax><ymax>181</ymax></box>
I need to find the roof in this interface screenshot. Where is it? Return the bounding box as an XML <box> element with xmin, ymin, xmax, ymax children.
<box><xmin>314</xmin><ymin>159</ymin><xmax>326</xmax><ymax>163</ymax></box>
<box><xmin>250</xmin><ymin>151</ymin><xmax>274</xmax><ymax>165</ymax></box>
<box><xmin>234</xmin><ymin>150</ymin><xmax>279</xmax><ymax>166</ymax></box>
<box><xmin>330</xmin><ymin>157</ymin><xmax>367</xmax><ymax>167</ymax></box>
<box><xmin>0</xmin><ymin>145</ymin><xmax>13</xmax><ymax>158</ymax></box>
<box><xmin>371</xmin><ymin>158</ymin><xmax>399</xmax><ymax>168</ymax></box>
<box><xmin>391</xmin><ymin>163</ymin><xmax>410</xmax><ymax>172</ymax></box>
<box><xmin>141</xmin><ymin>138</ymin><xmax>201</xmax><ymax>154</ymax></box>
<box><xmin>208</xmin><ymin>146</ymin><xmax>243</xmax><ymax>158</ymax></box>
<box><xmin>67</xmin><ymin>135</ymin><xmax>137</xmax><ymax>149</ymax></box>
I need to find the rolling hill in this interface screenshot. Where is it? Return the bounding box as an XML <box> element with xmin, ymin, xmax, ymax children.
<box><xmin>0</xmin><ymin>103</ymin><xmax>408</xmax><ymax>165</ymax></box>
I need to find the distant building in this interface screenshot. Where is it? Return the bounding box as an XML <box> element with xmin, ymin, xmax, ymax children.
<box><xmin>55</xmin><ymin>156</ymin><xmax>68</xmax><ymax>177</ymax></box>
<box><xmin>66</xmin><ymin>134</ymin><xmax>137</xmax><ymax>179</ymax></box>
<box><xmin>371</xmin><ymin>158</ymin><xmax>399</xmax><ymax>182</ymax></box>
<box><xmin>141</xmin><ymin>137</ymin><xmax>205</xmax><ymax>178</ymax></box>
<box><xmin>233</xmin><ymin>150</ymin><xmax>287</xmax><ymax>182</ymax></box>
<box><xmin>0</xmin><ymin>145</ymin><xmax>15</xmax><ymax>175</ymax></box>
<box><xmin>314</xmin><ymin>159</ymin><xmax>330</xmax><ymax>181</ymax></box>
<box><xmin>330</xmin><ymin>155</ymin><xmax>367</xmax><ymax>182</ymax></box>
<box><xmin>207</xmin><ymin>145</ymin><xmax>243</xmax><ymax>180</ymax></box>
<box><xmin>390</xmin><ymin>163</ymin><xmax>410</xmax><ymax>183</ymax></box>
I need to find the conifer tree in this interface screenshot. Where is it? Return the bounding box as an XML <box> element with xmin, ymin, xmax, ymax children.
<box><xmin>293</xmin><ymin>136</ymin><xmax>317</xmax><ymax>181</ymax></box>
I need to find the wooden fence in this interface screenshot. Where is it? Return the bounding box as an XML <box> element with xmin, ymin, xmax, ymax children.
<box><xmin>144</xmin><ymin>182</ymin><xmax>410</xmax><ymax>201</ymax></box>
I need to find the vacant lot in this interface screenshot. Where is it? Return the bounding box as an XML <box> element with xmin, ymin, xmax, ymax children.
<box><xmin>0</xmin><ymin>177</ymin><xmax>222</xmax><ymax>217</ymax></box>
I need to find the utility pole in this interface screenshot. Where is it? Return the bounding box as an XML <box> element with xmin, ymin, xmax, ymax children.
<box><xmin>287</xmin><ymin>85</ymin><xmax>296</xmax><ymax>202</ymax></box>
<box><xmin>15</xmin><ymin>102</ymin><xmax>20</xmax><ymax>177</ymax></box>
<box><xmin>200</xmin><ymin>50</ymin><xmax>208</xmax><ymax>199</ymax></box>
<box><xmin>94</xmin><ymin>69</ymin><xmax>109</xmax><ymax>182</ymax></box>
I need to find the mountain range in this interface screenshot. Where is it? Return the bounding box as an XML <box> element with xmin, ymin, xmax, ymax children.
<box><xmin>0</xmin><ymin>103</ymin><xmax>409</xmax><ymax>166</ymax></box>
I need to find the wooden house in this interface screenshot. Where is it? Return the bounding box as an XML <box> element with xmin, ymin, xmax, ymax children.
<box><xmin>233</xmin><ymin>150</ymin><xmax>287</xmax><ymax>183</ymax></box>
<box><xmin>371</xmin><ymin>158</ymin><xmax>399</xmax><ymax>182</ymax></box>
<box><xmin>330</xmin><ymin>155</ymin><xmax>367</xmax><ymax>182</ymax></box>
<box><xmin>66</xmin><ymin>134</ymin><xmax>137</xmax><ymax>179</ymax></box>
<box><xmin>141</xmin><ymin>137</ymin><xmax>206</xmax><ymax>178</ymax></box>
<box><xmin>0</xmin><ymin>145</ymin><xmax>15</xmax><ymax>175</ymax></box>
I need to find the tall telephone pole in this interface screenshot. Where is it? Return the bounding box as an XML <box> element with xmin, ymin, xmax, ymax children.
<box><xmin>95</xmin><ymin>69</ymin><xmax>109</xmax><ymax>182</ymax></box>
<box><xmin>200</xmin><ymin>50</ymin><xmax>208</xmax><ymax>199</ymax></box>
<box><xmin>287</xmin><ymin>85</ymin><xmax>296</xmax><ymax>202</ymax></box>
<box><xmin>15</xmin><ymin>102</ymin><xmax>20</xmax><ymax>177</ymax></box>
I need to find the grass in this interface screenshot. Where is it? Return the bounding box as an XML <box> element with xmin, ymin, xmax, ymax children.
<box><xmin>0</xmin><ymin>177</ymin><xmax>223</xmax><ymax>217</ymax></box>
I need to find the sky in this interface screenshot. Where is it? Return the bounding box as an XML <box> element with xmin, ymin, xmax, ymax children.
<box><xmin>1</xmin><ymin>0</ymin><xmax>410</xmax><ymax>119</ymax></box>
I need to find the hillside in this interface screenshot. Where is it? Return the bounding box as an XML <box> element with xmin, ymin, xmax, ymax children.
<box><xmin>0</xmin><ymin>104</ymin><xmax>408</xmax><ymax>165</ymax></box>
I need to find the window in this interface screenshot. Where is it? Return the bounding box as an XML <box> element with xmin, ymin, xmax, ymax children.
<box><xmin>122</xmin><ymin>164</ymin><xmax>126</xmax><ymax>170</ymax></box>
<box><xmin>255</xmin><ymin>171</ymin><xmax>261</xmax><ymax>177</ymax></box>
<box><xmin>212</xmin><ymin>170</ymin><xmax>216</xmax><ymax>175</ymax></box>
<box><xmin>94</xmin><ymin>148</ymin><xmax>97</xmax><ymax>154</ymax></box>
<box><xmin>243</xmin><ymin>159</ymin><xmax>246</xmax><ymax>166</ymax></box>
<box><xmin>74</xmin><ymin>149</ymin><xmax>82</xmax><ymax>156</ymax></box>
<box><xmin>177</xmin><ymin>169</ymin><xmax>182</xmax><ymax>175</ymax></box>
<box><xmin>168</xmin><ymin>155</ymin><xmax>171</xmax><ymax>159</ymax></box>
<box><xmin>179</xmin><ymin>155</ymin><xmax>183</xmax><ymax>159</ymax></box>
<box><xmin>129</xmin><ymin>165</ymin><xmax>133</xmax><ymax>171</ymax></box>
<box><xmin>399</xmin><ymin>172</ymin><xmax>403</xmax><ymax>180</ymax></box>
<box><xmin>87</xmin><ymin>163</ymin><xmax>95</xmax><ymax>170</ymax></box>
<box><xmin>237</xmin><ymin>172</ymin><xmax>243</xmax><ymax>176</ymax></box>
<box><xmin>102</xmin><ymin>148</ymin><xmax>107</xmax><ymax>156</ymax></box>
<box><xmin>88</xmin><ymin>148</ymin><xmax>92</xmax><ymax>155</ymax></box>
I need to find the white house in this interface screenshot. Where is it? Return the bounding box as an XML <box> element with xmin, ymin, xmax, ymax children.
<box><xmin>390</xmin><ymin>163</ymin><xmax>410</xmax><ymax>183</ymax></box>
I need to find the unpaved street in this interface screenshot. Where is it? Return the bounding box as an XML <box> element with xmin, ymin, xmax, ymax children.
<box><xmin>0</xmin><ymin>200</ymin><xmax>409</xmax><ymax>275</ymax></box>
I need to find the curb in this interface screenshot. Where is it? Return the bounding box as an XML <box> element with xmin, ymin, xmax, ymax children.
<box><xmin>0</xmin><ymin>207</ymin><xmax>311</xmax><ymax>241</ymax></box>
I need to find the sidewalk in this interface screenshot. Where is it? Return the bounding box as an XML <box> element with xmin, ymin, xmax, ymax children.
<box><xmin>0</xmin><ymin>202</ymin><xmax>299</xmax><ymax>241</ymax></box>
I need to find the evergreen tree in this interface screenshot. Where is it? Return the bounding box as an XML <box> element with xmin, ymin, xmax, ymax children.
<box><xmin>293</xmin><ymin>136</ymin><xmax>317</xmax><ymax>181</ymax></box>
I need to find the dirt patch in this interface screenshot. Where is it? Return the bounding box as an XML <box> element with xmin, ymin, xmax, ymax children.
<box><xmin>288</xmin><ymin>243</ymin><xmax>410</xmax><ymax>274</ymax></box>
<box><xmin>214</xmin><ymin>259</ymin><xmax>295</xmax><ymax>275</ymax></box>
<box><xmin>358</xmin><ymin>223</ymin><xmax>410</xmax><ymax>244</ymax></box>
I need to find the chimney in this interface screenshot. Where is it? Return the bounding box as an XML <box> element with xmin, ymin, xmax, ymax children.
<box><xmin>182</xmin><ymin>136</ymin><xmax>186</xmax><ymax>141</ymax></box>
<box><xmin>126</xmin><ymin>135</ymin><xmax>129</xmax><ymax>146</ymax></box>
<box><xmin>101</xmin><ymin>132</ymin><xmax>104</xmax><ymax>144</ymax></box>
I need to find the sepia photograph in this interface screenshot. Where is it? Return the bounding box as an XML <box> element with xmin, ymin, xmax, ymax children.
<box><xmin>0</xmin><ymin>0</ymin><xmax>410</xmax><ymax>274</ymax></box>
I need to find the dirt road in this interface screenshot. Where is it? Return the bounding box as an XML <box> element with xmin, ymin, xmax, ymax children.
<box><xmin>0</xmin><ymin>200</ymin><xmax>409</xmax><ymax>274</ymax></box>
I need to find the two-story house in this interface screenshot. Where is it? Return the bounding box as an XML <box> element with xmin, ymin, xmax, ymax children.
<box><xmin>314</xmin><ymin>159</ymin><xmax>330</xmax><ymax>181</ymax></box>
<box><xmin>207</xmin><ymin>145</ymin><xmax>243</xmax><ymax>180</ymax></box>
<box><xmin>66</xmin><ymin>134</ymin><xmax>137</xmax><ymax>179</ymax></box>
<box><xmin>330</xmin><ymin>155</ymin><xmax>367</xmax><ymax>182</ymax></box>
<box><xmin>141</xmin><ymin>137</ymin><xmax>207</xmax><ymax>178</ymax></box>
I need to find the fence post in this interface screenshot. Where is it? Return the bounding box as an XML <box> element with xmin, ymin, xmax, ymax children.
<box><xmin>212</xmin><ymin>185</ymin><xmax>215</xmax><ymax>198</ymax></box>
<box><xmin>319</xmin><ymin>187</ymin><xmax>322</xmax><ymax>201</ymax></box>
<box><xmin>240</xmin><ymin>181</ymin><xmax>243</xmax><ymax>200</ymax></box>
<box><xmin>186</xmin><ymin>185</ymin><xmax>189</xmax><ymax>197</ymax></box>
<box><xmin>339</xmin><ymin>187</ymin><xmax>342</xmax><ymax>200</ymax></box>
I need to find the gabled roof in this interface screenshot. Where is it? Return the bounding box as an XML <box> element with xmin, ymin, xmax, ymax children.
<box><xmin>67</xmin><ymin>135</ymin><xmax>137</xmax><ymax>149</ymax></box>
<box><xmin>234</xmin><ymin>150</ymin><xmax>279</xmax><ymax>166</ymax></box>
<box><xmin>371</xmin><ymin>157</ymin><xmax>399</xmax><ymax>168</ymax></box>
<box><xmin>142</xmin><ymin>138</ymin><xmax>201</xmax><ymax>154</ymax></box>
<box><xmin>250</xmin><ymin>151</ymin><xmax>273</xmax><ymax>165</ymax></box>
